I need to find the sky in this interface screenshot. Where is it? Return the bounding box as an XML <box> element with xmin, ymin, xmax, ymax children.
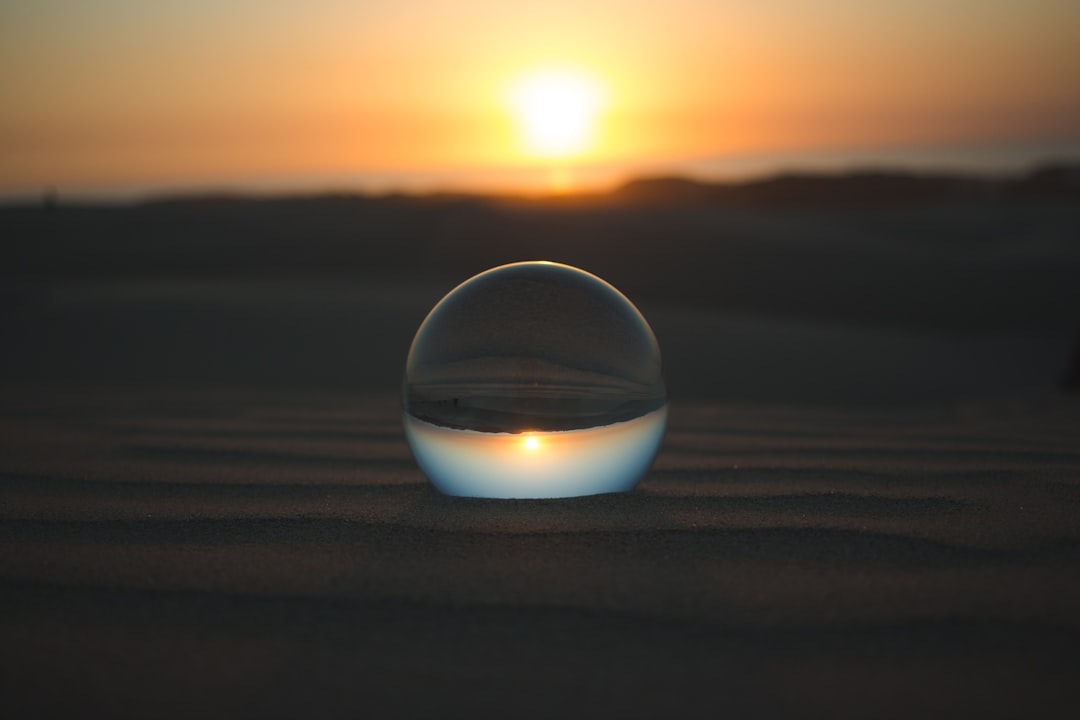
<box><xmin>2</xmin><ymin>0</ymin><xmax>1079</xmax><ymax>196</ymax></box>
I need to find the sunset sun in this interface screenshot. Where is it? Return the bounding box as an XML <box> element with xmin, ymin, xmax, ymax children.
<box><xmin>508</xmin><ymin>66</ymin><xmax>606</xmax><ymax>158</ymax></box>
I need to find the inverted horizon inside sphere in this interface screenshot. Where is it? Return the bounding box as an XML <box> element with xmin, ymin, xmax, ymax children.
<box><xmin>402</xmin><ymin>261</ymin><xmax>667</xmax><ymax>498</ymax></box>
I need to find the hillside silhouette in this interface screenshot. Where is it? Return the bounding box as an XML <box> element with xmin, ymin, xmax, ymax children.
<box><xmin>3</xmin><ymin>164</ymin><xmax>1078</xmax><ymax>333</ymax></box>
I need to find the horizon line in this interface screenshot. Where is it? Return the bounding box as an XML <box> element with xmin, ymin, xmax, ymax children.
<box><xmin>4</xmin><ymin>135</ymin><xmax>1079</xmax><ymax>205</ymax></box>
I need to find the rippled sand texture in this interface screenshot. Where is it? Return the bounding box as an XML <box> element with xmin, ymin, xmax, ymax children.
<box><xmin>2</xmin><ymin>385</ymin><xmax>1079</xmax><ymax>717</ymax></box>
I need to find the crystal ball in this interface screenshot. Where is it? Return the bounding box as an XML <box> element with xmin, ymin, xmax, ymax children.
<box><xmin>403</xmin><ymin>261</ymin><xmax>667</xmax><ymax>498</ymax></box>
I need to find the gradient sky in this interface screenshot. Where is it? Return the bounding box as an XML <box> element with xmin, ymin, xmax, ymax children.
<box><xmin>2</xmin><ymin>0</ymin><xmax>1079</xmax><ymax>194</ymax></box>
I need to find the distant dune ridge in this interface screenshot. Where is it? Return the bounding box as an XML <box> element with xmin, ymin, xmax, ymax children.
<box><xmin>3</xmin><ymin>164</ymin><xmax>1078</xmax><ymax>332</ymax></box>
<box><xmin>614</xmin><ymin>163</ymin><xmax>1080</xmax><ymax>207</ymax></box>
<box><xmin>1</xmin><ymin>162</ymin><xmax>1078</xmax><ymax>401</ymax></box>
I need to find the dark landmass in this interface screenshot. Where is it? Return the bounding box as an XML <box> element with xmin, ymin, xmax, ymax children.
<box><xmin>2</xmin><ymin>163</ymin><xmax>1078</xmax><ymax>400</ymax></box>
<box><xmin>2</xmin><ymin>164</ymin><xmax>1080</xmax><ymax>717</ymax></box>
<box><xmin>613</xmin><ymin>163</ymin><xmax>1080</xmax><ymax>207</ymax></box>
<box><xmin>3</xmin><ymin>163</ymin><xmax>1079</xmax><ymax>333</ymax></box>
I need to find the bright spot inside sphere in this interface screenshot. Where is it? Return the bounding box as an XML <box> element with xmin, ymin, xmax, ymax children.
<box><xmin>403</xmin><ymin>261</ymin><xmax>667</xmax><ymax>499</ymax></box>
<box><xmin>508</xmin><ymin>67</ymin><xmax>604</xmax><ymax>157</ymax></box>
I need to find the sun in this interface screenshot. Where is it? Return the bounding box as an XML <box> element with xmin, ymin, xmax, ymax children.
<box><xmin>508</xmin><ymin>66</ymin><xmax>605</xmax><ymax>158</ymax></box>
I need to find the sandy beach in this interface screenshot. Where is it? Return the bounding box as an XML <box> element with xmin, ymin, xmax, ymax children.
<box><xmin>2</xmin><ymin>179</ymin><xmax>1080</xmax><ymax>717</ymax></box>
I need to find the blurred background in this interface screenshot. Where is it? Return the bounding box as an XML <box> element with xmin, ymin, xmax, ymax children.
<box><xmin>2</xmin><ymin>0</ymin><xmax>1079</xmax><ymax>405</ymax></box>
<box><xmin>3</xmin><ymin>0</ymin><xmax>1079</xmax><ymax>198</ymax></box>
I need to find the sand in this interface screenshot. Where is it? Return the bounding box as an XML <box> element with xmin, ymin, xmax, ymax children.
<box><xmin>2</xmin><ymin>186</ymin><xmax>1080</xmax><ymax>717</ymax></box>
<box><xmin>3</xmin><ymin>380</ymin><xmax>1079</xmax><ymax>718</ymax></box>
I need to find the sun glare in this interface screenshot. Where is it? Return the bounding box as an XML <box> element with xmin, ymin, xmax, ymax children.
<box><xmin>508</xmin><ymin>67</ymin><xmax>605</xmax><ymax>158</ymax></box>
<box><xmin>522</xmin><ymin>435</ymin><xmax>541</xmax><ymax>451</ymax></box>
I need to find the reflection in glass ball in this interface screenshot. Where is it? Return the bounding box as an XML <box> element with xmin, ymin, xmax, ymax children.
<box><xmin>403</xmin><ymin>261</ymin><xmax>667</xmax><ymax>498</ymax></box>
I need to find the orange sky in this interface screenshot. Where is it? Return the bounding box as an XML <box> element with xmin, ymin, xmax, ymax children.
<box><xmin>2</xmin><ymin>0</ymin><xmax>1079</xmax><ymax>194</ymax></box>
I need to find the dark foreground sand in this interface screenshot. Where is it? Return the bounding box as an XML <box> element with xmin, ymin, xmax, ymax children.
<box><xmin>2</xmin><ymin>184</ymin><xmax>1080</xmax><ymax>717</ymax></box>
<box><xmin>3</xmin><ymin>381</ymin><xmax>1080</xmax><ymax>718</ymax></box>
<box><xmin>2</xmin><ymin>278</ymin><xmax>1079</xmax><ymax>718</ymax></box>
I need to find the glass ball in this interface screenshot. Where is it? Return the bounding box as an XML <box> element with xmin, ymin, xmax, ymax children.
<box><xmin>403</xmin><ymin>261</ymin><xmax>667</xmax><ymax>498</ymax></box>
